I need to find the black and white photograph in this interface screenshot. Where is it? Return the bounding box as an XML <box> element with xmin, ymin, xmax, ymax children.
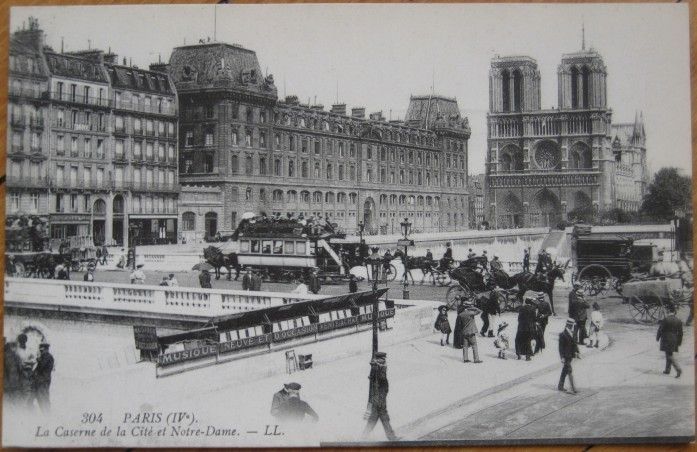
<box><xmin>3</xmin><ymin>3</ymin><xmax>694</xmax><ymax>447</ymax></box>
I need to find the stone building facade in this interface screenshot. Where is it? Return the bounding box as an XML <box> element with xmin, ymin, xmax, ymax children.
<box><xmin>6</xmin><ymin>18</ymin><xmax>179</xmax><ymax>246</ymax></box>
<box><xmin>168</xmin><ymin>41</ymin><xmax>470</xmax><ymax>238</ymax></box>
<box><xmin>485</xmin><ymin>48</ymin><xmax>648</xmax><ymax>228</ymax></box>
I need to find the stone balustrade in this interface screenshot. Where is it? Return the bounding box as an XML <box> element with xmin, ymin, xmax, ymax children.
<box><xmin>4</xmin><ymin>277</ymin><xmax>325</xmax><ymax>320</ymax></box>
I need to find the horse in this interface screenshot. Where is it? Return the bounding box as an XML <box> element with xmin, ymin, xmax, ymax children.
<box><xmin>487</xmin><ymin>263</ymin><xmax>567</xmax><ymax>316</ymax></box>
<box><xmin>392</xmin><ymin>249</ymin><xmax>438</xmax><ymax>285</ymax></box>
<box><xmin>203</xmin><ymin>246</ymin><xmax>240</xmax><ymax>281</ymax></box>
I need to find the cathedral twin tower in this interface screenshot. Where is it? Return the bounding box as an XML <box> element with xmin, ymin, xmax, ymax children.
<box><xmin>485</xmin><ymin>47</ymin><xmax>647</xmax><ymax>229</ymax></box>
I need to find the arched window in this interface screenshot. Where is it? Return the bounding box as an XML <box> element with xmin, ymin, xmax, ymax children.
<box><xmin>325</xmin><ymin>192</ymin><xmax>335</xmax><ymax>204</ymax></box>
<box><xmin>399</xmin><ymin>195</ymin><xmax>406</xmax><ymax>205</ymax></box>
<box><xmin>231</xmin><ymin>155</ymin><xmax>239</xmax><ymax>173</ymax></box>
<box><xmin>182</xmin><ymin>212</ymin><xmax>195</xmax><ymax>231</ymax></box>
<box><xmin>313</xmin><ymin>191</ymin><xmax>322</xmax><ymax>203</ymax></box>
<box><xmin>272</xmin><ymin>190</ymin><xmax>284</xmax><ymax>202</ymax></box>
<box><xmin>390</xmin><ymin>194</ymin><xmax>397</xmax><ymax>206</ymax></box>
<box><xmin>513</xmin><ymin>69</ymin><xmax>523</xmax><ymax>112</ymax></box>
<box><xmin>349</xmin><ymin>193</ymin><xmax>357</xmax><ymax>204</ymax></box>
<box><xmin>571</xmin><ymin>66</ymin><xmax>579</xmax><ymax>108</ymax></box>
<box><xmin>337</xmin><ymin>192</ymin><xmax>347</xmax><ymax>204</ymax></box>
<box><xmin>287</xmin><ymin>190</ymin><xmax>297</xmax><ymax>202</ymax></box>
<box><xmin>581</xmin><ymin>66</ymin><xmax>590</xmax><ymax>108</ymax></box>
<box><xmin>502</xmin><ymin>69</ymin><xmax>511</xmax><ymax>112</ymax></box>
<box><xmin>274</xmin><ymin>159</ymin><xmax>282</xmax><ymax>176</ymax></box>
<box><xmin>379</xmin><ymin>194</ymin><xmax>387</xmax><ymax>206</ymax></box>
<box><xmin>426</xmin><ymin>196</ymin><xmax>432</xmax><ymax>207</ymax></box>
<box><xmin>300</xmin><ymin>191</ymin><xmax>310</xmax><ymax>203</ymax></box>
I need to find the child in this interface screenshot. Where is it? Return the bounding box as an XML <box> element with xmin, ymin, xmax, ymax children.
<box><xmin>588</xmin><ymin>302</ymin><xmax>603</xmax><ymax>348</ymax></box>
<box><xmin>434</xmin><ymin>305</ymin><xmax>452</xmax><ymax>346</ymax></box>
<box><xmin>494</xmin><ymin>321</ymin><xmax>510</xmax><ymax>359</ymax></box>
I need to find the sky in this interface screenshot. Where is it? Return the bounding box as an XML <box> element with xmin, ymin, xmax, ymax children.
<box><xmin>11</xmin><ymin>4</ymin><xmax>692</xmax><ymax>176</ymax></box>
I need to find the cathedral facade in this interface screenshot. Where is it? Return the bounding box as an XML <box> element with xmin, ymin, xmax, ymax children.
<box><xmin>485</xmin><ymin>49</ymin><xmax>648</xmax><ymax>229</ymax></box>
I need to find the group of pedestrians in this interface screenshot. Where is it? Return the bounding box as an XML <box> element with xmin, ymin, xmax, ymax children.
<box><xmin>4</xmin><ymin>333</ymin><xmax>54</xmax><ymax>412</ymax></box>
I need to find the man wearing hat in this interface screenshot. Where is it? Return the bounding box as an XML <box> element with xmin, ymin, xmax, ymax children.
<box><xmin>656</xmin><ymin>304</ymin><xmax>683</xmax><ymax>378</ymax></box>
<box><xmin>569</xmin><ymin>284</ymin><xmax>590</xmax><ymax>345</ymax></box>
<box><xmin>440</xmin><ymin>243</ymin><xmax>454</xmax><ymax>270</ymax></box>
<box><xmin>362</xmin><ymin>352</ymin><xmax>397</xmax><ymax>441</ymax></box>
<box><xmin>348</xmin><ymin>274</ymin><xmax>358</xmax><ymax>294</ymax></box>
<box><xmin>515</xmin><ymin>297</ymin><xmax>537</xmax><ymax>360</ymax></box>
<box><xmin>534</xmin><ymin>292</ymin><xmax>552</xmax><ymax>353</ymax></box>
<box><xmin>270</xmin><ymin>382</ymin><xmax>318</xmax><ymax>423</ymax></box>
<box><xmin>242</xmin><ymin>267</ymin><xmax>252</xmax><ymax>291</ymax></box>
<box><xmin>308</xmin><ymin>268</ymin><xmax>321</xmax><ymax>294</ymax></box>
<box><xmin>32</xmin><ymin>342</ymin><xmax>54</xmax><ymax>413</ymax></box>
<box><xmin>457</xmin><ymin>300</ymin><xmax>483</xmax><ymax>363</ymax></box>
<box><xmin>199</xmin><ymin>267</ymin><xmax>212</xmax><ymax>289</ymax></box>
<box><xmin>558</xmin><ymin>319</ymin><xmax>580</xmax><ymax>394</ymax></box>
<box><xmin>271</xmin><ymin>383</ymin><xmax>300</xmax><ymax>417</ymax></box>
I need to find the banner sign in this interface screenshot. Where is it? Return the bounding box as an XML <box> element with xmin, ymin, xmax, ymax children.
<box><xmin>271</xmin><ymin>324</ymin><xmax>318</xmax><ymax>342</ymax></box>
<box><xmin>157</xmin><ymin>343</ymin><xmax>218</xmax><ymax>367</ymax></box>
<box><xmin>317</xmin><ymin>315</ymin><xmax>358</xmax><ymax>332</ymax></box>
<box><xmin>218</xmin><ymin>334</ymin><xmax>271</xmax><ymax>355</ymax></box>
<box><xmin>357</xmin><ymin>308</ymin><xmax>396</xmax><ymax>324</ymax></box>
<box><xmin>133</xmin><ymin>325</ymin><xmax>158</xmax><ymax>351</ymax></box>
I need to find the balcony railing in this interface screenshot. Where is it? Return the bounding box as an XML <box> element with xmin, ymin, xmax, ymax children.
<box><xmin>50</xmin><ymin>91</ymin><xmax>111</xmax><ymax>108</ymax></box>
<box><xmin>113</xmin><ymin>100</ymin><xmax>176</xmax><ymax>116</ymax></box>
<box><xmin>7</xmin><ymin>175</ymin><xmax>48</xmax><ymax>188</ymax></box>
<box><xmin>488</xmin><ymin>110</ymin><xmax>609</xmax><ymax>138</ymax></box>
<box><xmin>9</xmin><ymin>88</ymin><xmax>48</xmax><ymax>100</ymax></box>
<box><xmin>129</xmin><ymin>181</ymin><xmax>180</xmax><ymax>192</ymax></box>
<box><xmin>52</xmin><ymin>120</ymin><xmax>108</xmax><ymax>133</ymax></box>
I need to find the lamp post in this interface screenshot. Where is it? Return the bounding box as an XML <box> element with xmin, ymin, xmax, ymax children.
<box><xmin>400</xmin><ymin>217</ymin><xmax>412</xmax><ymax>299</ymax></box>
<box><xmin>368</xmin><ymin>253</ymin><xmax>381</xmax><ymax>357</ymax></box>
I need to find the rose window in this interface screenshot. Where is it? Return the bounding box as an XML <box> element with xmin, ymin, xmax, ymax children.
<box><xmin>534</xmin><ymin>142</ymin><xmax>561</xmax><ymax>170</ymax></box>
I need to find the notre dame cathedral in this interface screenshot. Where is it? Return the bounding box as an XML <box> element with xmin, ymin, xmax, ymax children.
<box><xmin>485</xmin><ymin>46</ymin><xmax>648</xmax><ymax>229</ymax></box>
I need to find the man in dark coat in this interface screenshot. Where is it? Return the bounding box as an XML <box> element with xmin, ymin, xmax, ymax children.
<box><xmin>523</xmin><ymin>248</ymin><xmax>530</xmax><ymax>273</ymax></box>
<box><xmin>4</xmin><ymin>338</ymin><xmax>24</xmax><ymax>406</ymax></box>
<box><xmin>271</xmin><ymin>382</ymin><xmax>318</xmax><ymax>423</ymax></box>
<box><xmin>362</xmin><ymin>352</ymin><xmax>397</xmax><ymax>441</ymax></box>
<box><xmin>657</xmin><ymin>304</ymin><xmax>683</xmax><ymax>378</ymax></box>
<box><xmin>348</xmin><ymin>274</ymin><xmax>358</xmax><ymax>293</ymax></box>
<box><xmin>199</xmin><ymin>269</ymin><xmax>212</xmax><ymax>289</ymax></box>
<box><xmin>32</xmin><ymin>342</ymin><xmax>54</xmax><ymax>412</ymax></box>
<box><xmin>271</xmin><ymin>382</ymin><xmax>298</xmax><ymax>418</ymax></box>
<box><xmin>478</xmin><ymin>291</ymin><xmax>500</xmax><ymax>337</ymax></box>
<box><xmin>558</xmin><ymin>318</ymin><xmax>580</xmax><ymax>394</ymax></box>
<box><xmin>515</xmin><ymin>298</ymin><xmax>537</xmax><ymax>360</ymax></box>
<box><xmin>535</xmin><ymin>248</ymin><xmax>553</xmax><ymax>274</ymax></box>
<box><xmin>458</xmin><ymin>301</ymin><xmax>483</xmax><ymax>363</ymax></box>
<box><xmin>308</xmin><ymin>269</ymin><xmax>321</xmax><ymax>294</ymax></box>
<box><xmin>242</xmin><ymin>268</ymin><xmax>252</xmax><ymax>291</ymax></box>
<box><xmin>251</xmin><ymin>270</ymin><xmax>263</xmax><ymax>291</ymax></box>
<box><xmin>440</xmin><ymin>243</ymin><xmax>454</xmax><ymax>270</ymax></box>
<box><xmin>569</xmin><ymin>284</ymin><xmax>590</xmax><ymax>345</ymax></box>
<box><xmin>534</xmin><ymin>292</ymin><xmax>552</xmax><ymax>354</ymax></box>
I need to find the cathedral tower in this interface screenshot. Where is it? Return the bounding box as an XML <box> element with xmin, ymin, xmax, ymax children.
<box><xmin>489</xmin><ymin>56</ymin><xmax>541</xmax><ymax>113</ymax></box>
<box><xmin>557</xmin><ymin>49</ymin><xmax>607</xmax><ymax>110</ymax></box>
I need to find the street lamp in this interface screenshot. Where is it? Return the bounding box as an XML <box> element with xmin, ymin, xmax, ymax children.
<box><xmin>368</xmin><ymin>251</ymin><xmax>381</xmax><ymax>357</ymax></box>
<box><xmin>399</xmin><ymin>217</ymin><xmax>412</xmax><ymax>299</ymax></box>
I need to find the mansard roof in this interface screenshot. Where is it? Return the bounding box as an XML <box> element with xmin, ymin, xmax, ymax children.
<box><xmin>44</xmin><ymin>51</ymin><xmax>109</xmax><ymax>83</ymax></box>
<box><xmin>106</xmin><ymin>64</ymin><xmax>175</xmax><ymax>95</ymax></box>
<box><xmin>168</xmin><ymin>42</ymin><xmax>276</xmax><ymax>97</ymax></box>
<box><xmin>405</xmin><ymin>95</ymin><xmax>470</xmax><ymax>134</ymax></box>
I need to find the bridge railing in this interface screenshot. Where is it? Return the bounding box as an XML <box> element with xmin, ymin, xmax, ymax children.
<box><xmin>4</xmin><ymin>277</ymin><xmax>325</xmax><ymax>319</ymax></box>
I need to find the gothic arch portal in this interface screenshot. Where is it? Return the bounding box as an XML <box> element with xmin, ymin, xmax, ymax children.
<box><xmin>531</xmin><ymin>189</ymin><xmax>561</xmax><ymax>227</ymax></box>
<box><xmin>498</xmin><ymin>192</ymin><xmax>523</xmax><ymax>229</ymax></box>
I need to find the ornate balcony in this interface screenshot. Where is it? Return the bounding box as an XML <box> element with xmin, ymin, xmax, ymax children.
<box><xmin>488</xmin><ymin>170</ymin><xmax>600</xmax><ymax>188</ymax></box>
<box><xmin>488</xmin><ymin>110</ymin><xmax>611</xmax><ymax>139</ymax></box>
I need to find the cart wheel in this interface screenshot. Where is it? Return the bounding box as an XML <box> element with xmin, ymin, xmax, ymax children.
<box><xmin>446</xmin><ymin>284</ymin><xmax>472</xmax><ymax>308</ymax></box>
<box><xmin>435</xmin><ymin>272</ymin><xmax>449</xmax><ymax>287</ymax></box>
<box><xmin>577</xmin><ymin>264</ymin><xmax>613</xmax><ymax>297</ymax></box>
<box><xmin>628</xmin><ymin>296</ymin><xmax>652</xmax><ymax>324</ymax></box>
<box><xmin>385</xmin><ymin>264</ymin><xmax>398</xmax><ymax>282</ymax></box>
<box><xmin>628</xmin><ymin>289</ymin><xmax>664</xmax><ymax>324</ymax></box>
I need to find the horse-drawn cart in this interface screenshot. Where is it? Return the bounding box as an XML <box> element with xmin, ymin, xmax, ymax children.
<box><xmin>572</xmin><ymin>233</ymin><xmax>633</xmax><ymax>298</ymax></box>
<box><xmin>621</xmin><ymin>277</ymin><xmax>692</xmax><ymax>324</ymax></box>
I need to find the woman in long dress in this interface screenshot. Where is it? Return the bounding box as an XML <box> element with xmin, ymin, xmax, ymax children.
<box><xmin>434</xmin><ymin>305</ymin><xmax>452</xmax><ymax>346</ymax></box>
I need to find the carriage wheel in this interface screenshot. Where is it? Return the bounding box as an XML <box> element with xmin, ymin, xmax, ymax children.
<box><xmin>385</xmin><ymin>264</ymin><xmax>398</xmax><ymax>282</ymax></box>
<box><xmin>446</xmin><ymin>284</ymin><xmax>473</xmax><ymax>308</ymax></box>
<box><xmin>628</xmin><ymin>290</ymin><xmax>664</xmax><ymax>324</ymax></box>
<box><xmin>434</xmin><ymin>272</ymin><xmax>449</xmax><ymax>287</ymax></box>
<box><xmin>577</xmin><ymin>264</ymin><xmax>613</xmax><ymax>297</ymax></box>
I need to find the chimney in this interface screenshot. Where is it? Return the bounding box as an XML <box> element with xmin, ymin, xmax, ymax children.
<box><xmin>12</xmin><ymin>18</ymin><xmax>45</xmax><ymax>52</ymax></box>
<box><xmin>330</xmin><ymin>103</ymin><xmax>346</xmax><ymax>116</ymax></box>
<box><xmin>351</xmin><ymin>107</ymin><xmax>365</xmax><ymax>119</ymax></box>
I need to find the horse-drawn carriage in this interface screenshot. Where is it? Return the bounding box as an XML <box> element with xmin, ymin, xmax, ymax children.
<box><xmin>203</xmin><ymin>217</ymin><xmax>353</xmax><ymax>284</ymax></box>
<box><xmin>571</xmin><ymin>233</ymin><xmax>633</xmax><ymax>298</ymax></box>
<box><xmin>621</xmin><ymin>277</ymin><xmax>693</xmax><ymax>324</ymax></box>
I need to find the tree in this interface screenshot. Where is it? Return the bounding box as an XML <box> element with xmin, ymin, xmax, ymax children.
<box><xmin>641</xmin><ymin>167</ymin><xmax>692</xmax><ymax>222</ymax></box>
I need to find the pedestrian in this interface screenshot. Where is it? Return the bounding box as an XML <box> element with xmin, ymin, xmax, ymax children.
<box><xmin>467</xmin><ymin>248</ymin><xmax>476</xmax><ymax>259</ymax></box>
<box><xmin>251</xmin><ymin>270</ymin><xmax>263</xmax><ymax>291</ymax></box>
<box><xmin>100</xmin><ymin>244</ymin><xmax>109</xmax><ymax>265</ymax></box>
<box><xmin>32</xmin><ymin>342</ymin><xmax>54</xmax><ymax>413</ymax></box>
<box><xmin>568</xmin><ymin>281</ymin><xmax>584</xmax><ymax>317</ymax></box>
<box><xmin>523</xmin><ymin>248</ymin><xmax>530</xmax><ymax>273</ymax></box>
<box><xmin>199</xmin><ymin>268</ymin><xmax>212</xmax><ymax>289</ymax></box>
<box><xmin>83</xmin><ymin>268</ymin><xmax>94</xmax><ymax>282</ymax></box>
<box><xmin>271</xmin><ymin>382</ymin><xmax>298</xmax><ymax>418</ymax></box>
<box><xmin>558</xmin><ymin>318</ymin><xmax>580</xmax><ymax>394</ymax></box>
<box><xmin>440</xmin><ymin>243</ymin><xmax>454</xmax><ymax>270</ymax></box>
<box><xmin>242</xmin><ymin>267</ymin><xmax>252</xmax><ymax>290</ymax></box>
<box><xmin>534</xmin><ymin>292</ymin><xmax>552</xmax><ymax>354</ymax></box>
<box><xmin>656</xmin><ymin>304</ymin><xmax>683</xmax><ymax>378</ymax></box>
<box><xmin>490</xmin><ymin>255</ymin><xmax>503</xmax><ymax>272</ymax></box>
<box><xmin>569</xmin><ymin>284</ymin><xmax>590</xmax><ymax>345</ymax></box>
<box><xmin>292</xmin><ymin>278</ymin><xmax>309</xmax><ymax>295</ymax></box>
<box><xmin>433</xmin><ymin>305</ymin><xmax>452</xmax><ymax>346</ymax></box>
<box><xmin>4</xmin><ymin>336</ymin><xmax>25</xmax><ymax>406</ymax></box>
<box><xmin>458</xmin><ymin>300</ymin><xmax>483</xmax><ymax>363</ymax></box>
<box><xmin>159</xmin><ymin>276</ymin><xmax>170</xmax><ymax>286</ymax></box>
<box><xmin>348</xmin><ymin>274</ymin><xmax>358</xmax><ymax>293</ymax></box>
<box><xmin>515</xmin><ymin>297</ymin><xmax>537</xmax><ymax>361</ymax></box>
<box><xmin>308</xmin><ymin>268</ymin><xmax>321</xmax><ymax>294</ymax></box>
<box><xmin>425</xmin><ymin>249</ymin><xmax>433</xmax><ymax>262</ymax></box>
<box><xmin>14</xmin><ymin>333</ymin><xmax>36</xmax><ymax>408</ymax></box>
<box><xmin>129</xmin><ymin>264</ymin><xmax>146</xmax><ymax>284</ymax></box>
<box><xmin>167</xmin><ymin>273</ymin><xmax>179</xmax><ymax>287</ymax></box>
<box><xmin>478</xmin><ymin>291</ymin><xmax>500</xmax><ymax>337</ymax></box>
<box><xmin>362</xmin><ymin>352</ymin><xmax>397</xmax><ymax>441</ymax></box>
<box><xmin>55</xmin><ymin>262</ymin><xmax>69</xmax><ymax>280</ymax></box>
<box><xmin>494</xmin><ymin>321</ymin><xmax>510</xmax><ymax>359</ymax></box>
<box><xmin>588</xmin><ymin>302</ymin><xmax>603</xmax><ymax>348</ymax></box>
<box><xmin>535</xmin><ymin>248</ymin><xmax>553</xmax><ymax>275</ymax></box>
